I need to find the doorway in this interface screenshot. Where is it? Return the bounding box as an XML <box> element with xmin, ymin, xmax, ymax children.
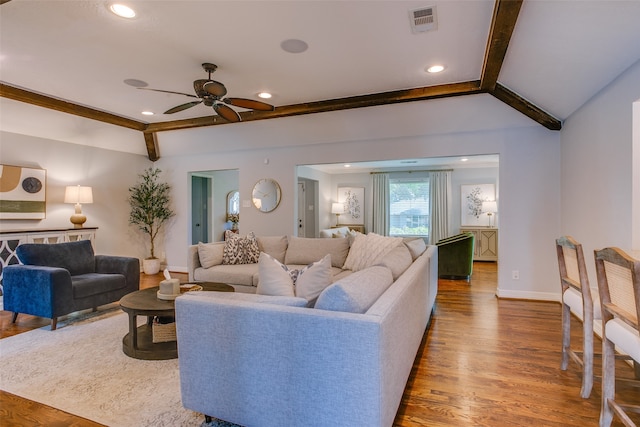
<box><xmin>297</xmin><ymin>178</ymin><xmax>318</xmax><ymax>237</ymax></box>
<box><xmin>191</xmin><ymin>175</ymin><xmax>211</xmax><ymax>244</ymax></box>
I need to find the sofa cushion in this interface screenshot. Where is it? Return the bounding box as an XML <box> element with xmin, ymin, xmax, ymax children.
<box><xmin>343</xmin><ymin>233</ymin><xmax>403</xmax><ymax>272</ymax></box>
<box><xmin>256</xmin><ymin>235</ymin><xmax>288</xmax><ymax>264</ymax></box>
<box><xmin>223</xmin><ymin>231</ymin><xmax>260</xmax><ymax>265</ymax></box>
<box><xmin>315</xmin><ymin>266</ymin><xmax>394</xmax><ymax>314</ymax></box>
<box><xmin>72</xmin><ymin>273</ymin><xmax>126</xmax><ymax>299</ymax></box>
<box><xmin>187</xmin><ymin>290</ymin><xmax>308</xmax><ymax>307</ymax></box>
<box><xmin>284</xmin><ymin>236</ymin><xmax>350</xmax><ymax>268</ymax></box>
<box><xmin>198</xmin><ymin>242</ymin><xmax>224</xmax><ymax>268</ymax></box>
<box><xmin>194</xmin><ymin>264</ymin><xmax>258</xmax><ymax>287</ymax></box>
<box><xmin>17</xmin><ymin>240</ymin><xmax>95</xmax><ymax>276</ymax></box>
<box><xmin>375</xmin><ymin>244</ymin><xmax>413</xmax><ymax>280</ymax></box>
<box><xmin>257</xmin><ymin>252</ymin><xmax>333</xmax><ymax>304</ymax></box>
<box><xmin>404</xmin><ymin>238</ymin><xmax>427</xmax><ymax>260</ymax></box>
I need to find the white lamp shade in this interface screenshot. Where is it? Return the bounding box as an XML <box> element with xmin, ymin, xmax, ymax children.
<box><xmin>64</xmin><ymin>185</ymin><xmax>93</xmax><ymax>204</ymax></box>
<box><xmin>331</xmin><ymin>203</ymin><xmax>343</xmax><ymax>214</ymax></box>
<box><xmin>482</xmin><ymin>200</ymin><xmax>497</xmax><ymax>213</ymax></box>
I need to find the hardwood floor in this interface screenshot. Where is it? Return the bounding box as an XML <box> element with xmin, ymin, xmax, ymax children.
<box><xmin>1</xmin><ymin>264</ymin><xmax>638</xmax><ymax>426</ymax></box>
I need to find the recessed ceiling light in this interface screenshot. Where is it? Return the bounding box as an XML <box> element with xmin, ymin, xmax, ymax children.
<box><xmin>460</xmin><ymin>158</ymin><xmax>469</xmax><ymax>162</ymax></box>
<box><xmin>281</xmin><ymin>39</ymin><xmax>308</xmax><ymax>54</ymax></box>
<box><xmin>258</xmin><ymin>92</ymin><xmax>272</xmax><ymax>99</ymax></box>
<box><xmin>110</xmin><ymin>4</ymin><xmax>136</xmax><ymax>18</ymax></box>
<box><xmin>141</xmin><ymin>111</ymin><xmax>154</xmax><ymax>116</ymax></box>
<box><xmin>426</xmin><ymin>64</ymin><xmax>445</xmax><ymax>73</ymax></box>
<box><xmin>344</xmin><ymin>164</ymin><xmax>351</xmax><ymax>168</ymax></box>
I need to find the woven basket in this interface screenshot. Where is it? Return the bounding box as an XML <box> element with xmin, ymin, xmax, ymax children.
<box><xmin>152</xmin><ymin>317</ymin><xmax>176</xmax><ymax>343</ymax></box>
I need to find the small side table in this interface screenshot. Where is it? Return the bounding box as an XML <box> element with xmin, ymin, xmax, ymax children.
<box><xmin>119</xmin><ymin>282</ymin><xmax>234</xmax><ymax>360</ymax></box>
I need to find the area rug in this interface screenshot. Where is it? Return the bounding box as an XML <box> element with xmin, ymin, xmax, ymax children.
<box><xmin>0</xmin><ymin>307</ymin><xmax>240</xmax><ymax>427</ymax></box>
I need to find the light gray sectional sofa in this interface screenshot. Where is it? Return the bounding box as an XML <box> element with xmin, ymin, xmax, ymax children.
<box><xmin>177</xmin><ymin>233</ymin><xmax>438</xmax><ymax>427</ymax></box>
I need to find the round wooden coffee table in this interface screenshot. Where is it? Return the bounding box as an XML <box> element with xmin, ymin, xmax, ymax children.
<box><xmin>119</xmin><ymin>282</ymin><xmax>234</xmax><ymax>360</ymax></box>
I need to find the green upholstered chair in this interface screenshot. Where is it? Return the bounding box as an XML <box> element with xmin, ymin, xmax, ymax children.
<box><xmin>436</xmin><ymin>232</ymin><xmax>475</xmax><ymax>281</ymax></box>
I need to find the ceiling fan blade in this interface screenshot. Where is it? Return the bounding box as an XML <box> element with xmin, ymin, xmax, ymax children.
<box><xmin>223</xmin><ymin>97</ymin><xmax>275</xmax><ymax>111</ymax></box>
<box><xmin>213</xmin><ymin>103</ymin><xmax>241</xmax><ymax>123</ymax></box>
<box><xmin>138</xmin><ymin>87</ymin><xmax>198</xmax><ymax>98</ymax></box>
<box><xmin>203</xmin><ymin>80</ymin><xmax>228</xmax><ymax>98</ymax></box>
<box><xmin>164</xmin><ymin>100</ymin><xmax>202</xmax><ymax>114</ymax></box>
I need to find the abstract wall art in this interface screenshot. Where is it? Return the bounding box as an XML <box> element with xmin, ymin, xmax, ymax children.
<box><xmin>461</xmin><ymin>183</ymin><xmax>495</xmax><ymax>226</ymax></box>
<box><xmin>337</xmin><ymin>186</ymin><xmax>364</xmax><ymax>225</ymax></box>
<box><xmin>0</xmin><ymin>164</ymin><xmax>46</xmax><ymax>219</ymax></box>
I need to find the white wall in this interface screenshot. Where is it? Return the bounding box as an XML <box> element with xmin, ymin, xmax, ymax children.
<box><xmin>156</xmin><ymin>124</ymin><xmax>561</xmax><ymax>300</ymax></box>
<box><xmin>0</xmin><ymin>131</ymin><xmax>151</xmax><ymax>258</ymax></box>
<box><xmin>561</xmin><ymin>59</ymin><xmax>640</xmax><ymax>282</ymax></box>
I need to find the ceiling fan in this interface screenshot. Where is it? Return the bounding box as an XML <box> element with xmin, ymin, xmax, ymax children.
<box><xmin>139</xmin><ymin>63</ymin><xmax>274</xmax><ymax>122</ymax></box>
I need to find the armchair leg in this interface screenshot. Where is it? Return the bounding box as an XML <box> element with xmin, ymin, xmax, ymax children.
<box><xmin>11</xmin><ymin>312</ymin><xmax>18</xmax><ymax>324</ymax></box>
<box><xmin>51</xmin><ymin>318</ymin><xmax>58</xmax><ymax>331</ymax></box>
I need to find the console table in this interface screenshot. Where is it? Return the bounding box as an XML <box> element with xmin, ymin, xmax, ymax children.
<box><xmin>459</xmin><ymin>227</ymin><xmax>498</xmax><ymax>261</ymax></box>
<box><xmin>0</xmin><ymin>227</ymin><xmax>98</xmax><ymax>285</ymax></box>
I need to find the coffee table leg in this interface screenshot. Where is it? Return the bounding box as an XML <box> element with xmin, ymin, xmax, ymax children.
<box><xmin>129</xmin><ymin>313</ymin><xmax>138</xmax><ymax>351</ymax></box>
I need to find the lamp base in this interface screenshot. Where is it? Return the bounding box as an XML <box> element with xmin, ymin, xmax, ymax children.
<box><xmin>70</xmin><ymin>213</ymin><xmax>87</xmax><ymax>228</ymax></box>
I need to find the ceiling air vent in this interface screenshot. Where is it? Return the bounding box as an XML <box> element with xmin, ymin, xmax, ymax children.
<box><xmin>409</xmin><ymin>6</ymin><xmax>437</xmax><ymax>33</ymax></box>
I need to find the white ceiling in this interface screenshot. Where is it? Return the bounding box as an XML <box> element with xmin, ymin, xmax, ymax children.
<box><xmin>1</xmin><ymin>0</ymin><xmax>640</xmax><ymax>157</ymax></box>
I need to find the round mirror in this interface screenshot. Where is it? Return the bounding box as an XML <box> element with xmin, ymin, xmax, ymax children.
<box><xmin>252</xmin><ymin>178</ymin><xmax>281</xmax><ymax>212</ymax></box>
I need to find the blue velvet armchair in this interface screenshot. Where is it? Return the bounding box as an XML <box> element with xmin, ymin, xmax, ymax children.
<box><xmin>3</xmin><ymin>240</ymin><xmax>139</xmax><ymax>330</ymax></box>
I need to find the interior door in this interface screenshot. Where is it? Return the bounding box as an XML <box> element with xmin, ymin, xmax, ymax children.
<box><xmin>191</xmin><ymin>176</ymin><xmax>211</xmax><ymax>244</ymax></box>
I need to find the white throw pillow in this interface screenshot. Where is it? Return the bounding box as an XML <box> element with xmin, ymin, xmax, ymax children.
<box><xmin>343</xmin><ymin>233</ymin><xmax>403</xmax><ymax>272</ymax></box>
<box><xmin>404</xmin><ymin>238</ymin><xmax>427</xmax><ymax>260</ymax></box>
<box><xmin>197</xmin><ymin>242</ymin><xmax>224</xmax><ymax>268</ymax></box>
<box><xmin>257</xmin><ymin>252</ymin><xmax>333</xmax><ymax>304</ymax></box>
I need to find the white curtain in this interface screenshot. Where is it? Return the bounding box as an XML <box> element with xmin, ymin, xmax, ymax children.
<box><xmin>371</xmin><ymin>173</ymin><xmax>389</xmax><ymax>235</ymax></box>
<box><xmin>429</xmin><ymin>171</ymin><xmax>451</xmax><ymax>244</ymax></box>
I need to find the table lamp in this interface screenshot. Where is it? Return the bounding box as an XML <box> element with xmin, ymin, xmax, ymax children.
<box><xmin>64</xmin><ymin>185</ymin><xmax>93</xmax><ymax>228</ymax></box>
<box><xmin>331</xmin><ymin>203</ymin><xmax>343</xmax><ymax>226</ymax></box>
<box><xmin>482</xmin><ymin>200</ymin><xmax>497</xmax><ymax>228</ymax></box>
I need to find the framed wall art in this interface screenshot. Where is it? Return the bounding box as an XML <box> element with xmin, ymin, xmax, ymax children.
<box><xmin>0</xmin><ymin>164</ymin><xmax>46</xmax><ymax>219</ymax></box>
<box><xmin>337</xmin><ymin>187</ymin><xmax>364</xmax><ymax>225</ymax></box>
<box><xmin>461</xmin><ymin>183</ymin><xmax>494</xmax><ymax>226</ymax></box>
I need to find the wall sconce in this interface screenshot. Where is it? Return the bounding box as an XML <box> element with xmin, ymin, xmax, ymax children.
<box><xmin>64</xmin><ymin>185</ymin><xmax>93</xmax><ymax>228</ymax></box>
<box><xmin>482</xmin><ymin>200</ymin><xmax>497</xmax><ymax>228</ymax></box>
<box><xmin>331</xmin><ymin>202</ymin><xmax>343</xmax><ymax>226</ymax></box>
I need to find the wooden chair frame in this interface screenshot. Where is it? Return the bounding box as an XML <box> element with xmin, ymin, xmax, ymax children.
<box><xmin>595</xmin><ymin>247</ymin><xmax>640</xmax><ymax>427</ymax></box>
<box><xmin>557</xmin><ymin>236</ymin><xmax>596</xmax><ymax>398</ymax></box>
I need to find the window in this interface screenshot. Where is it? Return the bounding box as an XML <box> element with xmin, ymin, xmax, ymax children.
<box><xmin>389</xmin><ymin>177</ymin><xmax>429</xmax><ymax>238</ymax></box>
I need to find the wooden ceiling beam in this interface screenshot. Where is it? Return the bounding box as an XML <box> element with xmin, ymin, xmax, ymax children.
<box><xmin>481</xmin><ymin>0</ymin><xmax>523</xmax><ymax>92</ymax></box>
<box><xmin>0</xmin><ymin>83</ymin><xmax>147</xmax><ymax>132</ymax></box>
<box><xmin>146</xmin><ymin>81</ymin><xmax>482</xmax><ymax>133</ymax></box>
<box><xmin>492</xmin><ymin>84</ymin><xmax>561</xmax><ymax>130</ymax></box>
<box><xmin>143</xmin><ymin>132</ymin><xmax>159</xmax><ymax>161</ymax></box>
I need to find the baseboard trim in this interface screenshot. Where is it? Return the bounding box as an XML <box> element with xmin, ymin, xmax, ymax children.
<box><xmin>495</xmin><ymin>288</ymin><xmax>560</xmax><ymax>302</ymax></box>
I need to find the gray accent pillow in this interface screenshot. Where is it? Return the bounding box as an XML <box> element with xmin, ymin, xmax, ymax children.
<box><xmin>197</xmin><ymin>242</ymin><xmax>224</xmax><ymax>268</ymax></box>
<box><xmin>375</xmin><ymin>244</ymin><xmax>413</xmax><ymax>280</ymax></box>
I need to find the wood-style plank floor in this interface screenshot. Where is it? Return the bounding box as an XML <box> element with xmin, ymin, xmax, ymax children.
<box><xmin>1</xmin><ymin>263</ymin><xmax>638</xmax><ymax>426</ymax></box>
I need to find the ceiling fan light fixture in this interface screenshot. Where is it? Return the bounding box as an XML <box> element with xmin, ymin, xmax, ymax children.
<box><xmin>109</xmin><ymin>4</ymin><xmax>136</xmax><ymax>18</ymax></box>
<box><xmin>141</xmin><ymin>111</ymin><xmax>154</xmax><ymax>116</ymax></box>
<box><xmin>426</xmin><ymin>64</ymin><xmax>445</xmax><ymax>73</ymax></box>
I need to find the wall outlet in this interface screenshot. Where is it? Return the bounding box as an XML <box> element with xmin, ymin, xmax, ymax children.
<box><xmin>512</xmin><ymin>270</ymin><xmax>520</xmax><ymax>280</ymax></box>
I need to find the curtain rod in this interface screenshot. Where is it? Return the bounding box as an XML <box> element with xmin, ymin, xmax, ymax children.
<box><xmin>370</xmin><ymin>169</ymin><xmax>453</xmax><ymax>174</ymax></box>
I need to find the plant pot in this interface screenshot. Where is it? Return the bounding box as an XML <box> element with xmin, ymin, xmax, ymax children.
<box><xmin>143</xmin><ymin>258</ymin><xmax>161</xmax><ymax>275</ymax></box>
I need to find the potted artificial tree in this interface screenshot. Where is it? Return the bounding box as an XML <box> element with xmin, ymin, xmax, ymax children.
<box><xmin>128</xmin><ymin>167</ymin><xmax>175</xmax><ymax>275</ymax></box>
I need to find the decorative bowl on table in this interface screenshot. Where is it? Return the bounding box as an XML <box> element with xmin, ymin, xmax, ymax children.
<box><xmin>180</xmin><ymin>284</ymin><xmax>203</xmax><ymax>293</ymax></box>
